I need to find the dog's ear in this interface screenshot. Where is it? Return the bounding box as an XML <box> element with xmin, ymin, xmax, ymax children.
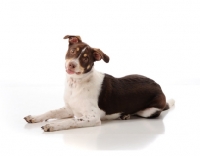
<box><xmin>93</xmin><ymin>48</ymin><xmax>109</xmax><ymax>63</ymax></box>
<box><xmin>63</xmin><ymin>35</ymin><xmax>82</xmax><ymax>44</ymax></box>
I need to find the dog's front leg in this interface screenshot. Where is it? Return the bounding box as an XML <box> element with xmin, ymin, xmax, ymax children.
<box><xmin>24</xmin><ymin>107</ymin><xmax>73</xmax><ymax>123</ymax></box>
<box><xmin>41</xmin><ymin>114</ymin><xmax>101</xmax><ymax>132</ymax></box>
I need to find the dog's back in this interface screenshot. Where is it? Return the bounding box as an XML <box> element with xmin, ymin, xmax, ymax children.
<box><xmin>98</xmin><ymin>74</ymin><xmax>167</xmax><ymax>119</ymax></box>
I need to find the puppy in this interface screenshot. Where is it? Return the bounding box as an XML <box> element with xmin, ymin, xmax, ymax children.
<box><xmin>24</xmin><ymin>35</ymin><xmax>175</xmax><ymax>132</ymax></box>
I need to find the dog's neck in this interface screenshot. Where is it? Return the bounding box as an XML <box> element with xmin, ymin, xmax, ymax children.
<box><xmin>66</xmin><ymin>68</ymin><xmax>95</xmax><ymax>86</ymax></box>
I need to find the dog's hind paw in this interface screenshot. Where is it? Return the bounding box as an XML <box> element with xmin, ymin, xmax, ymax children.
<box><xmin>120</xmin><ymin>114</ymin><xmax>131</xmax><ymax>120</ymax></box>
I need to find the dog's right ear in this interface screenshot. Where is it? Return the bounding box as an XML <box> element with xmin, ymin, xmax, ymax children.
<box><xmin>63</xmin><ymin>35</ymin><xmax>82</xmax><ymax>45</ymax></box>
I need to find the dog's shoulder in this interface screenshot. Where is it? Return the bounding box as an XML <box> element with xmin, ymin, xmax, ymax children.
<box><xmin>101</xmin><ymin>74</ymin><xmax>157</xmax><ymax>86</ymax></box>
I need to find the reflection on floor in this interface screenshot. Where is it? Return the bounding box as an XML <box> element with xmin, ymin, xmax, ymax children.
<box><xmin>0</xmin><ymin>85</ymin><xmax>200</xmax><ymax>155</ymax></box>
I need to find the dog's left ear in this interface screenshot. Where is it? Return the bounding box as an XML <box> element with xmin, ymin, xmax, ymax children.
<box><xmin>93</xmin><ymin>48</ymin><xmax>109</xmax><ymax>63</ymax></box>
<box><xmin>63</xmin><ymin>35</ymin><xmax>82</xmax><ymax>44</ymax></box>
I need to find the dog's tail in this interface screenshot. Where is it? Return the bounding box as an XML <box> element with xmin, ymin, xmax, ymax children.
<box><xmin>163</xmin><ymin>99</ymin><xmax>175</xmax><ymax>111</ymax></box>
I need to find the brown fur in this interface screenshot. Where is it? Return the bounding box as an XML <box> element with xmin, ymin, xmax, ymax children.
<box><xmin>98</xmin><ymin>74</ymin><xmax>166</xmax><ymax>117</ymax></box>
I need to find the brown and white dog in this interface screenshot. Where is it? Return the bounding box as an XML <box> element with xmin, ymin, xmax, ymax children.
<box><xmin>24</xmin><ymin>35</ymin><xmax>175</xmax><ymax>132</ymax></box>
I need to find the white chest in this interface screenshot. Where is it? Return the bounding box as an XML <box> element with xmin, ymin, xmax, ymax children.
<box><xmin>63</xmin><ymin>70</ymin><xmax>105</xmax><ymax>116</ymax></box>
<box><xmin>65</xmin><ymin>79</ymin><xmax>91</xmax><ymax>105</ymax></box>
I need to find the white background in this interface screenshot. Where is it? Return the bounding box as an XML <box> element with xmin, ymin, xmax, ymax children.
<box><xmin>0</xmin><ymin>0</ymin><xmax>199</xmax><ymax>86</ymax></box>
<box><xmin>0</xmin><ymin>0</ymin><xmax>200</xmax><ymax>155</ymax></box>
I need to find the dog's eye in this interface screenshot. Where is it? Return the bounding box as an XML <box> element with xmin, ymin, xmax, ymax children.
<box><xmin>83</xmin><ymin>57</ymin><xmax>88</xmax><ymax>62</ymax></box>
<box><xmin>70</xmin><ymin>50</ymin><xmax>75</xmax><ymax>54</ymax></box>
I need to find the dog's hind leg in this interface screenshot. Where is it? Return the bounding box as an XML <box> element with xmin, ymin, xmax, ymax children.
<box><xmin>135</xmin><ymin>107</ymin><xmax>162</xmax><ymax>118</ymax></box>
<box><xmin>135</xmin><ymin>94</ymin><xmax>168</xmax><ymax>118</ymax></box>
<box><xmin>136</xmin><ymin>98</ymin><xmax>175</xmax><ymax>118</ymax></box>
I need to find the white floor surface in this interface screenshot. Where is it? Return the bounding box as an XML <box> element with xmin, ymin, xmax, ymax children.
<box><xmin>0</xmin><ymin>84</ymin><xmax>200</xmax><ymax>155</ymax></box>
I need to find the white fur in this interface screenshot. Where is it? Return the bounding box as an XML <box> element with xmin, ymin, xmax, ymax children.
<box><xmin>76</xmin><ymin>46</ymin><xmax>88</xmax><ymax>60</ymax></box>
<box><xmin>65</xmin><ymin>58</ymin><xmax>83</xmax><ymax>74</ymax></box>
<box><xmin>80</xmin><ymin>46</ymin><xmax>87</xmax><ymax>54</ymax></box>
<box><xmin>100</xmin><ymin>110</ymin><xmax>121</xmax><ymax>120</ymax></box>
<box><xmin>24</xmin><ymin>107</ymin><xmax>73</xmax><ymax>123</ymax></box>
<box><xmin>136</xmin><ymin>107</ymin><xmax>161</xmax><ymax>118</ymax></box>
<box><xmin>32</xmin><ymin>68</ymin><xmax>110</xmax><ymax>132</ymax></box>
<box><xmin>167</xmin><ymin>99</ymin><xmax>175</xmax><ymax>108</ymax></box>
<box><xmin>64</xmin><ymin>68</ymin><xmax>104</xmax><ymax>119</ymax></box>
<box><xmin>25</xmin><ymin>54</ymin><xmax>123</xmax><ymax>131</ymax></box>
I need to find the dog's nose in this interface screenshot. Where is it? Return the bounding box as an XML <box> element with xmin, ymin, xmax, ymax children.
<box><xmin>68</xmin><ymin>62</ymin><xmax>77</xmax><ymax>69</ymax></box>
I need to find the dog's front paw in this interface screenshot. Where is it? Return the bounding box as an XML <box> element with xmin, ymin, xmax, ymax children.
<box><xmin>24</xmin><ymin>115</ymin><xmax>43</xmax><ymax>123</ymax></box>
<box><xmin>41</xmin><ymin>124</ymin><xmax>55</xmax><ymax>132</ymax></box>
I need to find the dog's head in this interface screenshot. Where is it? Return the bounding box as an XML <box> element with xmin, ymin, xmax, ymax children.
<box><xmin>64</xmin><ymin>35</ymin><xmax>109</xmax><ymax>76</ymax></box>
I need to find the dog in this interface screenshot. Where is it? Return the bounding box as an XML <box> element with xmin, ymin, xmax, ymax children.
<box><xmin>24</xmin><ymin>35</ymin><xmax>175</xmax><ymax>132</ymax></box>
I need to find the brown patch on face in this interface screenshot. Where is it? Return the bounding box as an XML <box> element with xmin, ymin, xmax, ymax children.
<box><xmin>65</xmin><ymin>44</ymin><xmax>86</xmax><ymax>60</ymax></box>
<box><xmin>65</xmin><ymin>48</ymin><xmax>79</xmax><ymax>60</ymax></box>
<box><xmin>78</xmin><ymin>47</ymin><xmax>95</xmax><ymax>74</ymax></box>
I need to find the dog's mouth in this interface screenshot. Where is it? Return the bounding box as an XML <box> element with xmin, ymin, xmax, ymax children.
<box><xmin>66</xmin><ymin>69</ymin><xmax>81</xmax><ymax>75</ymax></box>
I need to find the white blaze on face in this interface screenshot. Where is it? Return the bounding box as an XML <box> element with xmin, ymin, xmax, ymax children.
<box><xmin>74</xmin><ymin>46</ymin><xmax>88</xmax><ymax>73</ymax></box>
<box><xmin>77</xmin><ymin>46</ymin><xmax>87</xmax><ymax>59</ymax></box>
